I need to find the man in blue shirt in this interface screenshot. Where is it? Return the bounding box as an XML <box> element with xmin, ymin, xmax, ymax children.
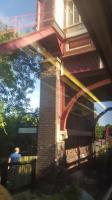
<box><xmin>8</xmin><ymin>147</ymin><xmax>21</xmax><ymax>189</ymax></box>
<box><xmin>8</xmin><ymin>147</ymin><xmax>21</xmax><ymax>164</ymax></box>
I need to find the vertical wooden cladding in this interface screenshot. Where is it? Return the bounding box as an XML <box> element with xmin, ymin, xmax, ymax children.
<box><xmin>37</xmin><ymin>0</ymin><xmax>54</xmax><ymax>30</ymax></box>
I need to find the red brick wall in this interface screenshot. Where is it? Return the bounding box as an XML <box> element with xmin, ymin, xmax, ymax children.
<box><xmin>38</xmin><ymin>62</ymin><xmax>64</xmax><ymax>172</ymax></box>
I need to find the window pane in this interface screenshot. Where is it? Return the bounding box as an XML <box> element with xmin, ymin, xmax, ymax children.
<box><xmin>67</xmin><ymin>1</ymin><xmax>74</xmax><ymax>26</ymax></box>
<box><xmin>74</xmin><ymin>5</ymin><xmax>81</xmax><ymax>24</ymax></box>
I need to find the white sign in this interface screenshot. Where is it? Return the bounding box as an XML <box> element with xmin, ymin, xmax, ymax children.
<box><xmin>18</xmin><ymin>127</ymin><xmax>37</xmax><ymax>134</ymax></box>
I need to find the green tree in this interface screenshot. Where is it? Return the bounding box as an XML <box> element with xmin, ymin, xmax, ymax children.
<box><xmin>0</xmin><ymin>101</ymin><xmax>7</xmax><ymax>134</ymax></box>
<box><xmin>95</xmin><ymin>123</ymin><xmax>105</xmax><ymax>139</ymax></box>
<box><xmin>19</xmin><ymin>109</ymin><xmax>39</xmax><ymax>128</ymax></box>
<box><xmin>2</xmin><ymin>108</ymin><xmax>39</xmax><ymax>136</ymax></box>
<box><xmin>0</xmin><ymin>108</ymin><xmax>39</xmax><ymax>157</ymax></box>
<box><xmin>0</xmin><ymin>22</ymin><xmax>41</xmax><ymax>114</ymax></box>
<box><xmin>0</xmin><ymin>108</ymin><xmax>39</xmax><ymax>145</ymax></box>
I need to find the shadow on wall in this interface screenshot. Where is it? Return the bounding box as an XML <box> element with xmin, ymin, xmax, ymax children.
<box><xmin>37</xmin><ymin>139</ymin><xmax>94</xmax><ymax>183</ymax></box>
<box><xmin>65</xmin><ymin>135</ymin><xmax>94</xmax><ymax>172</ymax></box>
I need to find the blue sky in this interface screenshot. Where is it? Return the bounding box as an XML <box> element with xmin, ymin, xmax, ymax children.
<box><xmin>0</xmin><ymin>0</ymin><xmax>37</xmax><ymax>32</ymax></box>
<box><xmin>95</xmin><ymin>101</ymin><xmax>112</xmax><ymax>126</ymax></box>
<box><xmin>0</xmin><ymin>0</ymin><xmax>36</xmax><ymax>17</ymax></box>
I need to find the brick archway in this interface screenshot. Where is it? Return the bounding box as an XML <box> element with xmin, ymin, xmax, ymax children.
<box><xmin>61</xmin><ymin>79</ymin><xmax>111</xmax><ymax>130</ymax></box>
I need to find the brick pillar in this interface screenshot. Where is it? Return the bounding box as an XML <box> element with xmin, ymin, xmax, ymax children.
<box><xmin>37</xmin><ymin>61</ymin><xmax>65</xmax><ymax>173</ymax></box>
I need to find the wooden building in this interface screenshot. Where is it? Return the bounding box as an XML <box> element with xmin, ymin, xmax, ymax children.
<box><xmin>36</xmin><ymin>0</ymin><xmax>102</xmax><ymax>172</ymax></box>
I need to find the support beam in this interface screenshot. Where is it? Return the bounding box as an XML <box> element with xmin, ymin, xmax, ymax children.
<box><xmin>62</xmin><ymin>67</ymin><xmax>105</xmax><ymax>110</ymax></box>
<box><xmin>61</xmin><ymin>79</ymin><xmax>112</xmax><ymax>130</ymax></box>
<box><xmin>33</xmin><ymin>43</ymin><xmax>105</xmax><ymax>109</ymax></box>
<box><xmin>61</xmin><ymin>76</ymin><xmax>95</xmax><ymax>104</ymax></box>
<box><xmin>0</xmin><ymin>28</ymin><xmax>54</xmax><ymax>54</ymax></box>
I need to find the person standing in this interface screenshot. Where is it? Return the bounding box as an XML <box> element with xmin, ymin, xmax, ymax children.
<box><xmin>8</xmin><ymin>147</ymin><xmax>21</xmax><ymax>191</ymax></box>
<box><xmin>8</xmin><ymin>147</ymin><xmax>21</xmax><ymax>164</ymax></box>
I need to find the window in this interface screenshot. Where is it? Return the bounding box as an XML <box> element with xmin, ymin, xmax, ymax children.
<box><xmin>55</xmin><ymin>0</ymin><xmax>64</xmax><ymax>29</ymax></box>
<box><xmin>65</xmin><ymin>0</ymin><xmax>82</xmax><ymax>27</ymax></box>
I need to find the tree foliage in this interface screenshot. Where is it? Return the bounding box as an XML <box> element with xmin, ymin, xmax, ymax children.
<box><xmin>0</xmin><ymin>22</ymin><xmax>41</xmax><ymax>114</ymax></box>
<box><xmin>0</xmin><ymin>22</ymin><xmax>41</xmax><ymax>134</ymax></box>
<box><xmin>0</xmin><ymin>48</ymin><xmax>41</xmax><ymax>113</ymax></box>
<box><xmin>0</xmin><ymin>108</ymin><xmax>39</xmax><ymax>157</ymax></box>
<box><xmin>0</xmin><ymin>108</ymin><xmax>39</xmax><ymax>136</ymax></box>
<box><xmin>0</xmin><ymin>101</ymin><xmax>7</xmax><ymax>134</ymax></box>
<box><xmin>95</xmin><ymin>123</ymin><xmax>112</xmax><ymax>139</ymax></box>
<box><xmin>95</xmin><ymin>124</ymin><xmax>105</xmax><ymax>139</ymax></box>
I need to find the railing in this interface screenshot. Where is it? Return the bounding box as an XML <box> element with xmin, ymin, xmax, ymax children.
<box><xmin>0</xmin><ymin>159</ymin><xmax>36</xmax><ymax>193</ymax></box>
<box><xmin>0</xmin><ymin>13</ymin><xmax>36</xmax><ymax>36</ymax></box>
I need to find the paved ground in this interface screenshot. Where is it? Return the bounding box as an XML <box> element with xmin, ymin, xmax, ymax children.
<box><xmin>12</xmin><ymin>187</ymin><xmax>95</xmax><ymax>200</ymax></box>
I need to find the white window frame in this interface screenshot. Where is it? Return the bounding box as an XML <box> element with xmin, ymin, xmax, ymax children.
<box><xmin>65</xmin><ymin>0</ymin><xmax>82</xmax><ymax>27</ymax></box>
